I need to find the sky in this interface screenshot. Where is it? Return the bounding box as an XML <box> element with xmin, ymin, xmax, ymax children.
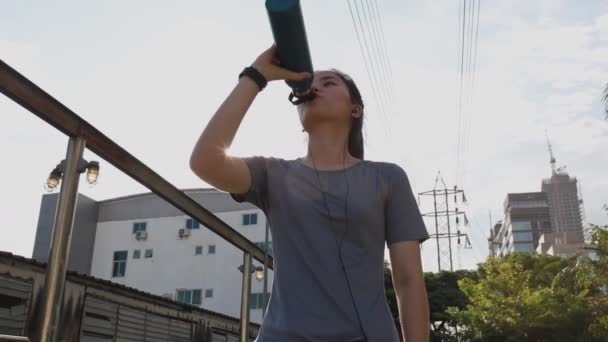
<box><xmin>1</xmin><ymin>0</ymin><xmax>607</xmax><ymax>273</ymax></box>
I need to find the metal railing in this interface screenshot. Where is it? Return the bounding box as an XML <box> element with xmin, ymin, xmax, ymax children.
<box><xmin>0</xmin><ymin>59</ymin><xmax>272</xmax><ymax>342</ymax></box>
<box><xmin>0</xmin><ymin>335</ymin><xmax>30</xmax><ymax>342</ymax></box>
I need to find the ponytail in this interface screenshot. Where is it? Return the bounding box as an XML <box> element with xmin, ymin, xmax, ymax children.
<box><xmin>333</xmin><ymin>69</ymin><xmax>365</xmax><ymax>160</ymax></box>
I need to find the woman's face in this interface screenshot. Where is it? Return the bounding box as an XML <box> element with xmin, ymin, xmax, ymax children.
<box><xmin>298</xmin><ymin>70</ymin><xmax>355</xmax><ymax>130</ymax></box>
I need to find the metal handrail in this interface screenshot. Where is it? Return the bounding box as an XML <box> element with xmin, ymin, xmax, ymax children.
<box><xmin>0</xmin><ymin>59</ymin><xmax>273</xmax><ymax>269</ymax></box>
<box><xmin>0</xmin><ymin>335</ymin><xmax>30</xmax><ymax>342</ymax></box>
<box><xmin>0</xmin><ymin>59</ymin><xmax>269</xmax><ymax>341</ymax></box>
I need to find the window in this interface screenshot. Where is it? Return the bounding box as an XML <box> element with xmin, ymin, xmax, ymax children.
<box><xmin>144</xmin><ymin>249</ymin><xmax>153</xmax><ymax>258</ymax></box>
<box><xmin>133</xmin><ymin>222</ymin><xmax>147</xmax><ymax>234</ymax></box>
<box><xmin>511</xmin><ymin>200</ymin><xmax>548</xmax><ymax>209</ymax></box>
<box><xmin>112</xmin><ymin>251</ymin><xmax>128</xmax><ymax>277</ymax></box>
<box><xmin>205</xmin><ymin>289</ymin><xmax>214</xmax><ymax>298</ymax></box>
<box><xmin>177</xmin><ymin>290</ymin><xmax>191</xmax><ymax>304</ymax></box>
<box><xmin>243</xmin><ymin>213</ymin><xmax>258</xmax><ymax>225</ymax></box>
<box><xmin>511</xmin><ymin>221</ymin><xmax>532</xmax><ymax>231</ymax></box>
<box><xmin>208</xmin><ymin>245</ymin><xmax>216</xmax><ymax>254</ymax></box>
<box><xmin>195</xmin><ymin>246</ymin><xmax>203</xmax><ymax>255</ymax></box>
<box><xmin>250</xmin><ymin>292</ymin><xmax>270</xmax><ymax>310</ymax></box>
<box><xmin>186</xmin><ymin>218</ymin><xmax>200</xmax><ymax>229</ymax></box>
<box><xmin>513</xmin><ymin>231</ymin><xmax>533</xmax><ymax>242</ymax></box>
<box><xmin>176</xmin><ymin>289</ymin><xmax>202</xmax><ymax>305</ymax></box>
<box><xmin>133</xmin><ymin>250</ymin><xmax>141</xmax><ymax>259</ymax></box>
<box><xmin>192</xmin><ymin>289</ymin><xmax>202</xmax><ymax>305</ymax></box>
<box><xmin>513</xmin><ymin>242</ymin><xmax>535</xmax><ymax>253</ymax></box>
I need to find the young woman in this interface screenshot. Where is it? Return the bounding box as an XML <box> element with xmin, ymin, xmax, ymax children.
<box><xmin>190</xmin><ymin>46</ymin><xmax>430</xmax><ymax>342</ymax></box>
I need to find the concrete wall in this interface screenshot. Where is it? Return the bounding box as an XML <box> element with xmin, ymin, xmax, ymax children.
<box><xmin>89</xmin><ymin>208</ymin><xmax>273</xmax><ymax>324</ymax></box>
<box><xmin>32</xmin><ymin>193</ymin><xmax>99</xmax><ymax>274</ymax></box>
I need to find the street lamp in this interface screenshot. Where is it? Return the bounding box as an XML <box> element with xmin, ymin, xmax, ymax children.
<box><xmin>238</xmin><ymin>264</ymin><xmax>264</xmax><ymax>281</ymax></box>
<box><xmin>45</xmin><ymin>158</ymin><xmax>100</xmax><ymax>191</ymax></box>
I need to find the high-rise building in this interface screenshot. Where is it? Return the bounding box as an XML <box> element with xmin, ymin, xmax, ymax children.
<box><xmin>541</xmin><ymin>173</ymin><xmax>585</xmax><ymax>245</ymax></box>
<box><xmin>488</xmin><ymin>192</ymin><xmax>552</xmax><ymax>257</ymax></box>
<box><xmin>488</xmin><ymin>137</ymin><xmax>591</xmax><ymax>258</ymax></box>
<box><xmin>487</xmin><ymin>221</ymin><xmax>502</xmax><ymax>257</ymax></box>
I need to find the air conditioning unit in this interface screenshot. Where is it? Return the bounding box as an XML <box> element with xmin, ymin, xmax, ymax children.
<box><xmin>135</xmin><ymin>231</ymin><xmax>148</xmax><ymax>241</ymax></box>
<box><xmin>178</xmin><ymin>228</ymin><xmax>191</xmax><ymax>239</ymax></box>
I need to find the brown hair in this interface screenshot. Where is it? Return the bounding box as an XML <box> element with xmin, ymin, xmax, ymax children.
<box><xmin>332</xmin><ymin>69</ymin><xmax>365</xmax><ymax>160</ymax></box>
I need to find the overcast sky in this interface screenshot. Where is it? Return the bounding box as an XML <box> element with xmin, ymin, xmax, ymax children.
<box><xmin>1</xmin><ymin>0</ymin><xmax>607</xmax><ymax>272</ymax></box>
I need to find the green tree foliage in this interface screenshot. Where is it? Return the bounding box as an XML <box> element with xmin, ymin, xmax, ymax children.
<box><xmin>426</xmin><ymin>270</ymin><xmax>477</xmax><ymax>341</ymax></box>
<box><xmin>449</xmin><ymin>255</ymin><xmax>593</xmax><ymax>341</ymax></box>
<box><xmin>575</xmin><ymin>227</ymin><xmax>608</xmax><ymax>338</ymax></box>
<box><xmin>448</xmin><ymin>227</ymin><xmax>608</xmax><ymax>341</ymax></box>
<box><xmin>384</xmin><ymin>226</ymin><xmax>608</xmax><ymax>341</ymax></box>
<box><xmin>384</xmin><ymin>261</ymin><xmax>474</xmax><ymax>341</ymax></box>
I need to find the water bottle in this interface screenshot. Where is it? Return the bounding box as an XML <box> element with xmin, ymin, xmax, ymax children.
<box><xmin>265</xmin><ymin>0</ymin><xmax>315</xmax><ymax>103</ymax></box>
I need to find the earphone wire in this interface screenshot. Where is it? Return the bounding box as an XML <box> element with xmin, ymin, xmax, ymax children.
<box><xmin>310</xmin><ymin>146</ymin><xmax>368</xmax><ymax>342</ymax></box>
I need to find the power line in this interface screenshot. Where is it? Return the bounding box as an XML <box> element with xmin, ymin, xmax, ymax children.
<box><xmin>461</xmin><ymin>0</ymin><xmax>481</xmax><ymax>188</ymax></box>
<box><xmin>455</xmin><ymin>0</ymin><xmax>467</xmax><ymax>186</ymax></box>
<box><xmin>364</xmin><ymin>0</ymin><xmax>393</xmax><ymax>101</ymax></box>
<box><xmin>360</xmin><ymin>0</ymin><xmax>395</xmax><ymax>140</ymax></box>
<box><xmin>347</xmin><ymin>0</ymin><xmax>394</xmax><ymax>140</ymax></box>
<box><xmin>459</xmin><ymin>0</ymin><xmax>474</xmax><ymax>187</ymax></box>
<box><xmin>371</xmin><ymin>0</ymin><xmax>395</xmax><ymax>94</ymax></box>
<box><xmin>456</xmin><ymin>0</ymin><xmax>482</xmax><ymax>189</ymax></box>
<box><xmin>352</xmin><ymin>0</ymin><xmax>391</xmax><ymax>109</ymax></box>
<box><xmin>345</xmin><ymin>0</ymin><xmax>387</xmax><ymax>123</ymax></box>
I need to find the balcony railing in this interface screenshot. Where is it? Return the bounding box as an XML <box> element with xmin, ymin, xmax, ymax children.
<box><xmin>0</xmin><ymin>59</ymin><xmax>271</xmax><ymax>342</ymax></box>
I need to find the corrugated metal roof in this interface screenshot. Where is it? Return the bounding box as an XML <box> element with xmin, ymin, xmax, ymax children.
<box><xmin>0</xmin><ymin>251</ymin><xmax>259</xmax><ymax>326</ymax></box>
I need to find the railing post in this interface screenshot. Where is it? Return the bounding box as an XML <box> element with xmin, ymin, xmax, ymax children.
<box><xmin>239</xmin><ymin>252</ymin><xmax>252</xmax><ymax>342</ymax></box>
<box><xmin>262</xmin><ymin>220</ymin><xmax>269</xmax><ymax>317</ymax></box>
<box><xmin>38</xmin><ymin>136</ymin><xmax>86</xmax><ymax>342</ymax></box>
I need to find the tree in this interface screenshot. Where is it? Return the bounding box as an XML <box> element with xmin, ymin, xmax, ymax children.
<box><xmin>425</xmin><ymin>270</ymin><xmax>477</xmax><ymax>341</ymax></box>
<box><xmin>575</xmin><ymin>226</ymin><xmax>608</xmax><ymax>338</ymax></box>
<box><xmin>449</xmin><ymin>254</ymin><xmax>596</xmax><ymax>341</ymax></box>
<box><xmin>384</xmin><ymin>262</ymin><xmax>475</xmax><ymax>341</ymax></box>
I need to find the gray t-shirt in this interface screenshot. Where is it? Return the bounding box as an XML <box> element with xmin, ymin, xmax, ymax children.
<box><xmin>231</xmin><ymin>157</ymin><xmax>429</xmax><ymax>342</ymax></box>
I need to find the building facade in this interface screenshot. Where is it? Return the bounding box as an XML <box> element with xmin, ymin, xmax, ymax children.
<box><xmin>489</xmin><ymin>171</ymin><xmax>590</xmax><ymax>258</ymax></box>
<box><xmin>541</xmin><ymin>173</ymin><xmax>585</xmax><ymax>245</ymax></box>
<box><xmin>489</xmin><ymin>192</ymin><xmax>552</xmax><ymax>257</ymax></box>
<box><xmin>33</xmin><ymin>189</ymin><xmax>273</xmax><ymax>324</ymax></box>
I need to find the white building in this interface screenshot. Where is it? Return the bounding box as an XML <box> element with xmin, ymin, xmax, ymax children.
<box><xmin>32</xmin><ymin>188</ymin><xmax>274</xmax><ymax>324</ymax></box>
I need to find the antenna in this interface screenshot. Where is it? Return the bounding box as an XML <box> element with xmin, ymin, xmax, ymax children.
<box><xmin>545</xmin><ymin>130</ymin><xmax>557</xmax><ymax>175</ymax></box>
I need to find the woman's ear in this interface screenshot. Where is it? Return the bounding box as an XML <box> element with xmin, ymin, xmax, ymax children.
<box><xmin>351</xmin><ymin>104</ymin><xmax>363</xmax><ymax>119</ymax></box>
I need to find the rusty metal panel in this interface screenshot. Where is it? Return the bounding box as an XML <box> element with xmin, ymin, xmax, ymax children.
<box><xmin>168</xmin><ymin>319</ymin><xmax>191</xmax><ymax>341</ymax></box>
<box><xmin>0</xmin><ymin>277</ymin><xmax>31</xmax><ymax>336</ymax></box>
<box><xmin>80</xmin><ymin>297</ymin><xmax>117</xmax><ymax>341</ymax></box>
<box><xmin>116</xmin><ymin>306</ymin><xmax>146</xmax><ymax>341</ymax></box>
<box><xmin>211</xmin><ymin>331</ymin><xmax>227</xmax><ymax>342</ymax></box>
<box><xmin>144</xmin><ymin>313</ymin><xmax>170</xmax><ymax>342</ymax></box>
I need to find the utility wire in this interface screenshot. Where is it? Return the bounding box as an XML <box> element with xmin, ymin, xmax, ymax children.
<box><xmin>371</xmin><ymin>0</ymin><xmax>396</xmax><ymax>93</ymax></box>
<box><xmin>353</xmin><ymin>0</ymin><xmax>391</xmax><ymax>109</ymax></box>
<box><xmin>364</xmin><ymin>0</ymin><xmax>393</xmax><ymax>101</ymax></box>
<box><xmin>346</xmin><ymin>0</ymin><xmax>389</xmax><ymax>129</ymax></box>
<box><xmin>455</xmin><ymin>0</ymin><xmax>467</xmax><ymax>186</ymax></box>
<box><xmin>461</xmin><ymin>0</ymin><xmax>481</xmax><ymax>188</ymax></box>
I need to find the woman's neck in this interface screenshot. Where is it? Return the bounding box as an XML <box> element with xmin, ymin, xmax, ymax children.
<box><xmin>304</xmin><ymin>125</ymin><xmax>358</xmax><ymax>170</ymax></box>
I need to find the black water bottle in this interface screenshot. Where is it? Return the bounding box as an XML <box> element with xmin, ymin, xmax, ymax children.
<box><xmin>265</xmin><ymin>0</ymin><xmax>315</xmax><ymax>103</ymax></box>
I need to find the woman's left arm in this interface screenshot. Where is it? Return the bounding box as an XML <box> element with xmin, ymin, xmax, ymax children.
<box><xmin>389</xmin><ymin>240</ymin><xmax>430</xmax><ymax>342</ymax></box>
